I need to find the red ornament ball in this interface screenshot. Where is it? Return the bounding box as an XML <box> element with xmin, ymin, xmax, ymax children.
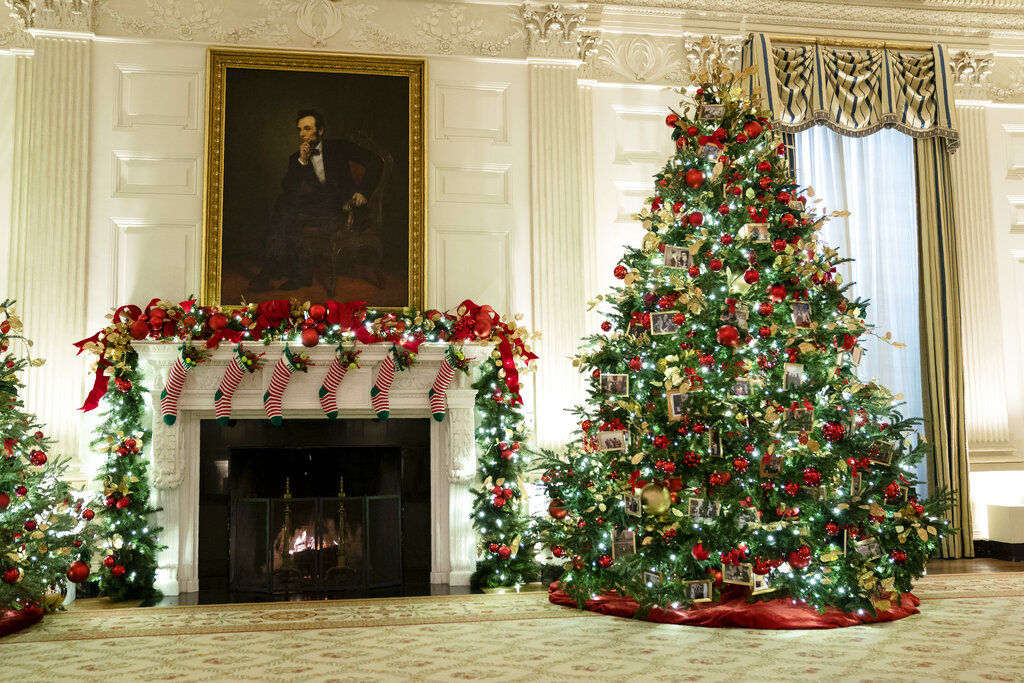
<box><xmin>684</xmin><ymin>169</ymin><xmax>705</xmax><ymax>188</ymax></box>
<box><xmin>787</xmin><ymin>545</ymin><xmax>812</xmax><ymax>569</ymax></box>
<box><xmin>743</xmin><ymin>269</ymin><xmax>760</xmax><ymax>285</ymax></box>
<box><xmin>111</xmin><ymin>565</ymin><xmax>126</xmax><ymax>578</ymax></box>
<box><xmin>29</xmin><ymin>450</ymin><xmax>47</xmax><ymax>466</ymax></box>
<box><xmin>758</xmin><ymin>176</ymin><xmax>773</xmax><ymax>189</ymax></box>
<box><xmin>821</xmin><ymin>421</ymin><xmax>846</xmax><ymax>443</ymax></box>
<box><xmin>736</xmin><ymin>133</ymin><xmax>748</xmax><ymax>144</ymax></box>
<box><xmin>688</xmin><ymin>212</ymin><xmax>704</xmax><ymax>227</ymax></box>
<box><xmin>598</xmin><ymin>554</ymin><xmax>613</xmax><ymax>568</ymax></box>
<box><xmin>601</xmin><ymin>321</ymin><xmax>612</xmax><ymax>332</ymax></box>
<box><xmin>102</xmin><ymin>555</ymin><xmax>116</xmax><ymax>568</ymax></box>
<box><xmin>718</xmin><ymin>204</ymin><xmax>730</xmax><ymax>216</ymax></box>
<box><xmin>24</xmin><ymin>520</ymin><xmax>36</xmax><ymax>531</ymax></box>
<box><xmin>308</xmin><ymin>304</ymin><xmax>327</xmax><ymax>322</ymax></box>
<box><xmin>756</xmin><ymin>160</ymin><xmax>772</xmax><ymax>172</ymax></box>
<box><xmin>548</xmin><ymin>499</ymin><xmax>568</xmax><ymax>520</ymax></box>
<box><xmin>66</xmin><ymin>561</ymin><xmax>89</xmax><ymax>584</ymax></box>
<box><xmin>115</xmin><ymin>377</ymin><xmax>132</xmax><ymax>393</ymax></box>
<box><xmin>803</xmin><ymin>467</ymin><xmax>822</xmax><ymax>486</ymax></box>
<box><xmin>771</xmin><ymin>238</ymin><xmax>787</xmax><ymax>253</ymax></box>
<box><xmin>3</xmin><ymin>567</ymin><xmax>20</xmax><ymax>584</ymax></box>
<box><xmin>628</xmin><ymin>357</ymin><xmax>642</xmax><ymax>371</ymax></box>
<box><xmin>686</xmin><ymin>126</ymin><xmax>698</xmax><ymax>137</ymax></box>
<box><xmin>116</xmin><ymin>496</ymin><xmax>131</xmax><ymax>509</ymax></box>
<box><xmin>709</xmin><ymin>258</ymin><xmax>723</xmax><ymax>271</ymax></box>
<box><xmin>666</xmin><ymin>113</ymin><xmax>680</xmax><ymax>127</ymax></box>
<box><xmin>716</xmin><ymin>324</ymin><xmax>740</xmax><ymax>347</ymax></box>
<box><xmin>777</xmin><ymin>191</ymin><xmax>792</xmax><ymax>204</ymax></box>
<box><xmin>890</xmin><ymin>549</ymin><xmax>908</xmax><ymax>565</ymax></box>
<box><xmin>758</xmin><ymin>326</ymin><xmax>772</xmax><ymax>338</ymax></box>
<box><xmin>0</xmin><ymin>492</ymin><xmax>8</xmax><ymax>510</ymax></box>
<box><xmin>767</xmin><ymin>283</ymin><xmax>788</xmax><ymax>302</ymax></box>
<box><xmin>672</xmin><ymin>313</ymin><xmax>686</xmax><ymax>325</ymax></box>
<box><xmin>15</xmin><ymin>485</ymin><xmax>27</xmax><ymax>497</ymax></box>
<box><xmin>743</xmin><ymin>120</ymin><xmax>763</xmax><ymax>139</ymax></box>
<box><xmin>207</xmin><ymin>313</ymin><xmax>229</xmax><ymax>332</ymax></box>
<box><xmin>691</xmin><ymin>542</ymin><xmax>711</xmax><ymax>561</ymax></box>
<box><xmin>842</xmin><ymin>333</ymin><xmax>858</xmax><ymax>351</ymax></box>
<box><xmin>81</xmin><ymin>508</ymin><xmax>95</xmax><ymax>521</ymax></box>
<box><xmin>733</xmin><ymin>457</ymin><xmax>750</xmax><ymax>473</ymax></box>
<box><xmin>551</xmin><ymin>545</ymin><xmax>564</xmax><ymax>558</ymax></box>
<box><xmin>498</xmin><ymin>545</ymin><xmax>512</xmax><ymax>560</ymax></box>
<box><xmin>721</xmin><ymin>234</ymin><xmax>733</xmax><ymax>246</ymax></box>
<box><xmin>758</xmin><ymin>302</ymin><xmax>774</xmax><ymax>317</ymax></box>
<box><xmin>129</xmin><ymin>318</ymin><xmax>150</xmax><ymax>340</ymax></box>
<box><xmin>825</xmin><ymin>522</ymin><xmax>840</xmax><ymax>535</ymax></box>
<box><xmin>613</xmin><ymin>265</ymin><xmax>628</xmax><ymax>280</ymax></box>
<box><xmin>673</xmin><ymin>201</ymin><xmax>684</xmax><ymax>214</ymax></box>
<box><xmin>687</xmin><ymin>266</ymin><xmax>700</xmax><ymax>278</ymax></box>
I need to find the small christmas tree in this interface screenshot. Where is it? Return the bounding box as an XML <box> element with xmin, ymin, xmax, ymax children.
<box><xmin>0</xmin><ymin>300</ymin><xmax>93</xmax><ymax>615</ymax></box>
<box><xmin>540</xmin><ymin>60</ymin><xmax>952</xmax><ymax>615</ymax></box>
<box><xmin>89</xmin><ymin>354</ymin><xmax>164</xmax><ymax>602</ymax></box>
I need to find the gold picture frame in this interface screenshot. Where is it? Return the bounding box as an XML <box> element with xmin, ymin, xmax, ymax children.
<box><xmin>202</xmin><ymin>48</ymin><xmax>426</xmax><ymax>310</ymax></box>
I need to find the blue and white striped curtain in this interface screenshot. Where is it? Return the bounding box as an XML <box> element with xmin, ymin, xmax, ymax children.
<box><xmin>742</xmin><ymin>34</ymin><xmax>959</xmax><ymax>151</ymax></box>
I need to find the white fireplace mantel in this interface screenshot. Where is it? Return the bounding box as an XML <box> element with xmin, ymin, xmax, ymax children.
<box><xmin>132</xmin><ymin>341</ymin><xmax>488</xmax><ymax>595</ymax></box>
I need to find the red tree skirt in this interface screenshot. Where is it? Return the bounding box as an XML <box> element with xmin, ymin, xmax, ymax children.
<box><xmin>0</xmin><ymin>607</ymin><xmax>43</xmax><ymax>638</ymax></box>
<box><xmin>548</xmin><ymin>582</ymin><xmax>920</xmax><ymax>629</ymax></box>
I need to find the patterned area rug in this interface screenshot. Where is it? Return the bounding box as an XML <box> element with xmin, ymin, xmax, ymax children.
<box><xmin>2</xmin><ymin>574</ymin><xmax>1023</xmax><ymax>682</ymax></box>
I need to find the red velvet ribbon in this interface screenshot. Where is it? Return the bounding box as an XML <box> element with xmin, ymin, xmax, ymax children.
<box><xmin>253</xmin><ymin>300</ymin><xmax>292</xmax><ymax>335</ymax></box>
<box><xmin>205</xmin><ymin>328</ymin><xmax>245</xmax><ymax>349</ymax></box>
<box><xmin>78</xmin><ymin>359</ymin><xmax>111</xmax><ymax>412</ymax></box>
<box><xmin>785</xmin><ymin>347</ymin><xmax>799</xmax><ymax>363</ymax></box>
<box><xmin>628</xmin><ymin>470</ymin><xmax>645</xmax><ymax>492</ymax></box>
<box><xmin>726</xmin><ymin>298</ymin><xmax>737</xmax><ymax>315</ymax></box>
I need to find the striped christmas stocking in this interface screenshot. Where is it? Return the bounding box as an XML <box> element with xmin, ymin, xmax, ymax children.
<box><xmin>159</xmin><ymin>349</ymin><xmax>197</xmax><ymax>425</ymax></box>
<box><xmin>370</xmin><ymin>352</ymin><xmax>396</xmax><ymax>420</ymax></box>
<box><xmin>214</xmin><ymin>348</ymin><xmax>250</xmax><ymax>425</ymax></box>
<box><xmin>428</xmin><ymin>347</ymin><xmax>458</xmax><ymax>422</ymax></box>
<box><xmin>319</xmin><ymin>348</ymin><xmax>354</xmax><ymax>420</ymax></box>
<box><xmin>263</xmin><ymin>348</ymin><xmax>300</xmax><ymax>426</ymax></box>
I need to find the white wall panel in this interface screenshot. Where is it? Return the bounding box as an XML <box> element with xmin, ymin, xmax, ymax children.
<box><xmin>432</xmin><ymin>228</ymin><xmax>511</xmax><ymax>314</ymax></box>
<box><xmin>592</xmin><ymin>85</ymin><xmax>679</xmax><ymax>297</ymax></box>
<box><xmin>432</xmin><ymin>163</ymin><xmax>511</xmax><ymax>205</ymax></box>
<box><xmin>112</xmin><ymin>219</ymin><xmax>198</xmax><ymax>304</ymax></box>
<box><xmin>426</xmin><ymin>58</ymin><xmax>529</xmax><ymax>317</ymax></box>
<box><xmin>89</xmin><ymin>42</ymin><xmax>205</xmax><ymax>334</ymax></box>
<box><xmin>1006</xmin><ymin>124</ymin><xmax>1024</xmax><ymax>180</ymax></box>
<box><xmin>114</xmin><ymin>65</ymin><xmax>200</xmax><ymax>130</ymax></box>
<box><xmin>1009</xmin><ymin>196</ymin><xmax>1024</xmax><ymax>234</ymax></box>
<box><xmin>112</xmin><ymin>153</ymin><xmax>198</xmax><ymax>196</ymax></box>
<box><xmin>434</xmin><ymin>83</ymin><xmax>509</xmax><ymax>143</ymax></box>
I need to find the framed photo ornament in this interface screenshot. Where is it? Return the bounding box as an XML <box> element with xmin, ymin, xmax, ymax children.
<box><xmin>202</xmin><ymin>48</ymin><xmax>426</xmax><ymax>310</ymax></box>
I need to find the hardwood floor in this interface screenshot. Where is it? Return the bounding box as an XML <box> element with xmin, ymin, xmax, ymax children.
<box><xmin>926</xmin><ymin>557</ymin><xmax>1024</xmax><ymax>574</ymax></box>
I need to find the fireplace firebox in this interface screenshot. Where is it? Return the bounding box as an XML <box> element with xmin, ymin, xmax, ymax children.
<box><xmin>198</xmin><ymin>419</ymin><xmax>430</xmax><ymax>599</ymax></box>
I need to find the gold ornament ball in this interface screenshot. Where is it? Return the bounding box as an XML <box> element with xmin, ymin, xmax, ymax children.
<box><xmin>641</xmin><ymin>483</ymin><xmax>671</xmax><ymax>515</ymax></box>
<box><xmin>43</xmin><ymin>582</ymin><xmax>67</xmax><ymax>613</ymax></box>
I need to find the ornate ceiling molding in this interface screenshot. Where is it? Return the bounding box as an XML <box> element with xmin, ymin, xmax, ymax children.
<box><xmin>585</xmin><ymin>31</ymin><xmax>741</xmax><ymax>85</ymax></box>
<box><xmin>521</xmin><ymin>2</ymin><xmax>595</xmax><ymax>60</ymax></box>
<box><xmin>949</xmin><ymin>49</ymin><xmax>1024</xmax><ymax>101</ymax></box>
<box><xmin>595</xmin><ymin>0</ymin><xmax>1024</xmax><ymax>39</ymax></box>
<box><xmin>6</xmin><ymin>0</ymin><xmax>92</xmax><ymax>32</ymax></box>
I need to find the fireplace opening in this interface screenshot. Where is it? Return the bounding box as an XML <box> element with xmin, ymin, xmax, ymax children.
<box><xmin>197</xmin><ymin>419</ymin><xmax>430</xmax><ymax>603</ymax></box>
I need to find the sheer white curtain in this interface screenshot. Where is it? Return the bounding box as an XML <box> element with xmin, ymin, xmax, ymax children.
<box><xmin>793</xmin><ymin>127</ymin><xmax>927</xmax><ymax>486</ymax></box>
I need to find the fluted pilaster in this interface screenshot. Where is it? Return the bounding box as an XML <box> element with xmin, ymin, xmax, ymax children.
<box><xmin>14</xmin><ymin>30</ymin><xmax>91</xmax><ymax>476</ymax></box>
<box><xmin>529</xmin><ymin>60</ymin><xmax>588</xmax><ymax>449</ymax></box>
<box><xmin>952</xmin><ymin>103</ymin><xmax>1014</xmax><ymax>458</ymax></box>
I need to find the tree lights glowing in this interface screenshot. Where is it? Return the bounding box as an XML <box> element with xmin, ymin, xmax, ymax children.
<box><xmin>538</xmin><ymin>66</ymin><xmax>952</xmax><ymax>615</ymax></box>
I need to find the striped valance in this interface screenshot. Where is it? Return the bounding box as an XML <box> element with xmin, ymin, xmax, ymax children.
<box><xmin>742</xmin><ymin>34</ymin><xmax>959</xmax><ymax>152</ymax></box>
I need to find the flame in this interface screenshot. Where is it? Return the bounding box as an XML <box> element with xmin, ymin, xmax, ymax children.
<box><xmin>287</xmin><ymin>528</ymin><xmax>340</xmax><ymax>555</ymax></box>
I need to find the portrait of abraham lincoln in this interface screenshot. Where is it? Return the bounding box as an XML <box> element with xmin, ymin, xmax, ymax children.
<box><xmin>203</xmin><ymin>49</ymin><xmax>425</xmax><ymax>310</ymax></box>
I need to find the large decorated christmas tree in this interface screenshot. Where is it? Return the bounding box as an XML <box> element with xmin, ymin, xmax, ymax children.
<box><xmin>540</xmin><ymin>59</ymin><xmax>952</xmax><ymax>617</ymax></box>
<box><xmin>1</xmin><ymin>300</ymin><xmax>93</xmax><ymax>618</ymax></box>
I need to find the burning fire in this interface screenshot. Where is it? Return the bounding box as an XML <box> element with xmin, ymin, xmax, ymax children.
<box><xmin>287</xmin><ymin>529</ymin><xmax>340</xmax><ymax>555</ymax></box>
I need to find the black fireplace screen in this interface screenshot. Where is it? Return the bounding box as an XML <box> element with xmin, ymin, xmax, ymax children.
<box><xmin>231</xmin><ymin>494</ymin><xmax>401</xmax><ymax>593</ymax></box>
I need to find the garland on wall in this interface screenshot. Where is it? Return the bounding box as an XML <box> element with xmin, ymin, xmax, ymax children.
<box><xmin>76</xmin><ymin>298</ymin><xmax>539</xmax><ymax>597</ymax></box>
